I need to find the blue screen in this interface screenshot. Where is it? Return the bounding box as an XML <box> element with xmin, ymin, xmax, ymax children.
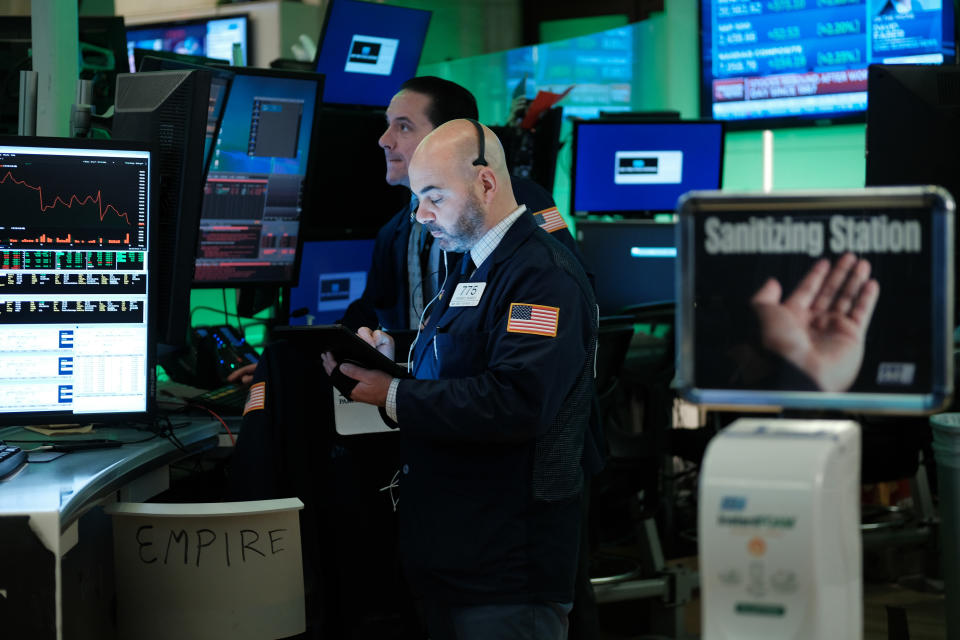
<box><xmin>701</xmin><ymin>0</ymin><xmax>955</xmax><ymax>125</ymax></box>
<box><xmin>314</xmin><ymin>0</ymin><xmax>431</xmax><ymax>107</ymax></box>
<box><xmin>194</xmin><ymin>71</ymin><xmax>321</xmax><ymax>285</ymax></box>
<box><xmin>572</xmin><ymin>121</ymin><xmax>724</xmax><ymax>214</ymax></box>
<box><xmin>577</xmin><ymin>221</ymin><xmax>677</xmax><ymax>315</ymax></box>
<box><xmin>289</xmin><ymin>239</ymin><xmax>376</xmax><ymax>325</ymax></box>
<box><xmin>126</xmin><ymin>16</ymin><xmax>248</xmax><ymax>72</ymax></box>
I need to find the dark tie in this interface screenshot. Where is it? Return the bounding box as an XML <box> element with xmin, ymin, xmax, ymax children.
<box><xmin>460</xmin><ymin>253</ymin><xmax>475</xmax><ymax>281</ymax></box>
<box><xmin>419</xmin><ymin>232</ymin><xmax>435</xmax><ymax>301</ymax></box>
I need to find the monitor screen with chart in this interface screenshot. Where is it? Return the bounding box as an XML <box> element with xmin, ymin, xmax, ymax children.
<box><xmin>0</xmin><ymin>137</ymin><xmax>155</xmax><ymax>423</ymax></box>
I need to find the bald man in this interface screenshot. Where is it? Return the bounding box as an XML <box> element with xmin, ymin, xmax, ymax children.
<box><xmin>321</xmin><ymin>120</ymin><xmax>597</xmax><ymax>640</ymax></box>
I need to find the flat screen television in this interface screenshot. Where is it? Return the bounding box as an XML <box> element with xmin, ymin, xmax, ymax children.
<box><xmin>571</xmin><ymin>119</ymin><xmax>725</xmax><ymax>216</ymax></box>
<box><xmin>192</xmin><ymin>67</ymin><xmax>323</xmax><ymax>287</ymax></box>
<box><xmin>576</xmin><ymin>219</ymin><xmax>677</xmax><ymax>316</ymax></box>
<box><xmin>126</xmin><ymin>14</ymin><xmax>249</xmax><ymax>73</ymax></box>
<box><xmin>676</xmin><ymin>187</ymin><xmax>953</xmax><ymax>413</ymax></box>
<box><xmin>0</xmin><ymin>137</ymin><xmax>155</xmax><ymax>424</ymax></box>
<box><xmin>314</xmin><ymin>0</ymin><xmax>431</xmax><ymax>107</ymax></box>
<box><xmin>699</xmin><ymin>0</ymin><xmax>956</xmax><ymax>129</ymax></box>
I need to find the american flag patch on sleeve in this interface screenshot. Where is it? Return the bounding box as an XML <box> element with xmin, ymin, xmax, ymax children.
<box><xmin>243</xmin><ymin>382</ymin><xmax>266</xmax><ymax>416</ymax></box>
<box><xmin>507</xmin><ymin>302</ymin><xmax>559</xmax><ymax>337</ymax></box>
<box><xmin>532</xmin><ymin>207</ymin><xmax>567</xmax><ymax>234</ymax></box>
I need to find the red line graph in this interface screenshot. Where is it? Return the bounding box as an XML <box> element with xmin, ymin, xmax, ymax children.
<box><xmin>1</xmin><ymin>171</ymin><xmax>132</xmax><ymax>225</ymax></box>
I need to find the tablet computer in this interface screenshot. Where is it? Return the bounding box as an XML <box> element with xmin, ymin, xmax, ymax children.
<box><xmin>272</xmin><ymin>324</ymin><xmax>410</xmax><ymax>379</ymax></box>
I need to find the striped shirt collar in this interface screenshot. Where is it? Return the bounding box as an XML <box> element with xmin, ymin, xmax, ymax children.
<box><xmin>470</xmin><ymin>204</ymin><xmax>527</xmax><ymax>270</ymax></box>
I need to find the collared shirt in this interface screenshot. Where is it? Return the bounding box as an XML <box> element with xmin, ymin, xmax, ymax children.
<box><xmin>386</xmin><ymin>203</ymin><xmax>528</xmax><ymax>422</ymax></box>
<box><xmin>469</xmin><ymin>204</ymin><xmax>527</xmax><ymax>272</ymax></box>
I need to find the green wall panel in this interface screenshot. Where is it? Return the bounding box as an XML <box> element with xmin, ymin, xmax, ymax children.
<box><xmin>722</xmin><ymin>125</ymin><xmax>866</xmax><ymax>191</ymax></box>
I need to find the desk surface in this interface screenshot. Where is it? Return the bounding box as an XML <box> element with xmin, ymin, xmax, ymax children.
<box><xmin>0</xmin><ymin>420</ymin><xmax>220</xmax><ymax>528</ymax></box>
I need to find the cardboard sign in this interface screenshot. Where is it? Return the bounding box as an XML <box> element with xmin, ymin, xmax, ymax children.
<box><xmin>107</xmin><ymin>498</ymin><xmax>305</xmax><ymax>640</ymax></box>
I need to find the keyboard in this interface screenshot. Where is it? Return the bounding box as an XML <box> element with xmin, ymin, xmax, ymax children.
<box><xmin>0</xmin><ymin>443</ymin><xmax>26</xmax><ymax>481</ymax></box>
<box><xmin>157</xmin><ymin>380</ymin><xmax>248</xmax><ymax>417</ymax></box>
<box><xmin>192</xmin><ymin>384</ymin><xmax>248</xmax><ymax>416</ymax></box>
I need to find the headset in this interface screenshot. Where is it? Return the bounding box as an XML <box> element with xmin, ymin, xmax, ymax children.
<box><xmin>467</xmin><ymin>117</ymin><xmax>489</xmax><ymax>167</ymax></box>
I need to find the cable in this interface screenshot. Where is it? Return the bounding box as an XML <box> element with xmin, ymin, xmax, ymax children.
<box><xmin>187</xmin><ymin>403</ymin><xmax>236</xmax><ymax>447</ymax></box>
<box><xmin>407</xmin><ymin>250</ymin><xmax>448</xmax><ymax>373</ymax></box>
<box><xmin>410</xmin><ymin>267</ymin><xmax>445</xmax><ymax>319</ymax></box>
<box><xmin>188</xmin><ymin>304</ymin><xmax>270</xmax><ymax>329</ymax></box>
<box><xmin>221</xmin><ymin>288</ymin><xmax>230</xmax><ymax>327</ymax></box>
<box><xmin>154</xmin><ymin>414</ymin><xmax>188</xmax><ymax>453</ymax></box>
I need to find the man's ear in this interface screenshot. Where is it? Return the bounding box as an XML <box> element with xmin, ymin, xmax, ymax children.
<box><xmin>477</xmin><ymin>166</ymin><xmax>497</xmax><ymax>205</ymax></box>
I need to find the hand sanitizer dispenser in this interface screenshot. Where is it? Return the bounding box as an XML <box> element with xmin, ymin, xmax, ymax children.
<box><xmin>699</xmin><ymin>418</ymin><xmax>862</xmax><ymax>639</ymax></box>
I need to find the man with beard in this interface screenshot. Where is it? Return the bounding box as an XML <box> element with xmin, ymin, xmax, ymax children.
<box><xmin>321</xmin><ymin>119</ymin><xmax>597</xmax><ymax>640</ymax></box>
<box><xmin>338</xmin><ymin>75</ymin><xmax>582</xmax><ymax>334</ymax></box>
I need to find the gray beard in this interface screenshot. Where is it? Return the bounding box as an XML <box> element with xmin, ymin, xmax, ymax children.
<box><xmin>425</xmin><ymin>195</ymin><xmax>486</xmax><ymax>252</ymax></box>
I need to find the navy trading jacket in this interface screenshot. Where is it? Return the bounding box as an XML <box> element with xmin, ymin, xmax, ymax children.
<box><xmin>391</xmin><ymin>211</ymin><xmax>598</xmax><ymax>605</ymax></box>
<box><xmin>339</xmin><ymin>175</ymin><xmax>586</xmax><ymax>332</ymax></box>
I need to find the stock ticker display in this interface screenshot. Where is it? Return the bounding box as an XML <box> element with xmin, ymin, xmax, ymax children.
<box><xmin>701</xmin><ymin>0</ymin><xmax>955</xmax><ymax>123</ymax></box>
<box><xmin>193</xmin><ymin>71</ymin><xmax>320</xmax><ymax>285</ymax></box>
<box><xmin>0</xmin><ymin>145</ymin><xmax>151</xmax><ymax>416</ymax></box>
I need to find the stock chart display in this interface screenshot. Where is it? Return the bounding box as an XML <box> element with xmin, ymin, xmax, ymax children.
<box><xmin>701</xmin><ymin>0</ymin><xmax>955</xmax><ymax>124</ymax></box>
<box><xmin>0</xmin><ymin>154</ymin><xmax>146</xmax><ymax>248</ymax></box>
<box><xmin>0</xmin><ymin>145</ymin><xmax>151</xmax><ymax>416</ymax></box>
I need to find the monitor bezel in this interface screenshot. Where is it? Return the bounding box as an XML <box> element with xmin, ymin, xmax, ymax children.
<box><xmin>570</xmin><ymin>118</ymin><xmax>726</xmax><ymax>218</ymax></box>
<box><xmin>0</xmin><ymin>135</ymin><xmax>157</xmax><ymax>426</ymax></box>
<box><xmin>312</xmin><ymin>0</ymin><xmax>432</xmax><ymax>109</ymax></box>
<box><xmin>125</xmin><ymin>13</ymin><xmax>251</xmax><ymax>68</ymax></box>
<box><xmin>191</xmin><ymin>65</ymin><xmax>325</xmax><ymax>289</ymax></box>
<box><xmin>676</xmin><ymin>186</ymin><xmax>955</xmax><ymax>414</ymax></box>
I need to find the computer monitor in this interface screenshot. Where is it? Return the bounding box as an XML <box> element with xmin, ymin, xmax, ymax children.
<box><xmin>571</xmin><ymin>120</ymin><xmax>725</xmax><ymax>216</ymax></box>
<box><xmin>288</xmin><ymin>238</ymin><xmax>376</xmax><ymax>325</ymax></box>
<box><xmin>0</xmin><ymin>137</ymin><xmax>155</xmax><ymax>424</ymax></box>
<box><xmin>133</xmin><ymin>48</ymin><xmax>229</xmax><ymax>76</ymax></box>
<box><xmin>112</xmin><ymin>70</ymin><xmax>213</xmax><ymax>352</ymax></box>
<box><xmin>866</xmin><ymin>63</ymin><xmax>960</xmax><ymax>313</ymax></box>
<box><xmin>676</xmin><ymin>187</ymin><xmax>954</xmax><ymax>413</ymax></box>
<box><xmin>300</xmin><ymin>106</ymin><xmax>410</xmax><ymax>240</ymax></box>
<box><xmin>576</xmin><ymin>219</ymin><xmax>676</xmax><ymax>316</ymax></box>
<box><xmin>314</xmin><ymin>0</ymin><xmax>431</xmax><ymax>107</ymax></box>
<box><xmin>126</xmin><ymin>14</ymin><xmax>249</xmax><ymax>73</ymax></box>
<box><xmin>193</xmin><ymin>67</ymin><xmax>323</xmax><ymax>287</ymax></box>
<box><xmin>699</xmin><ymin>0</ymin><xmax>956</xmax><ymax>129</ymax></box>
<box><xmin>137</xmin><ymin>55</ymin><xmax>234</xmax><ymax>176</ymax></box>
<box><xmin>0</xmin><ymin>16</ymin><xmax>129</xmax><ymax>134</ymax></box>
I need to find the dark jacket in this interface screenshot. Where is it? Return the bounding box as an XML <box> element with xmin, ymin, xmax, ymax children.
<box><xmin>393</xmin><ymin>211</ymin><xmax>598</xmax><ymax>604</ymax></box>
